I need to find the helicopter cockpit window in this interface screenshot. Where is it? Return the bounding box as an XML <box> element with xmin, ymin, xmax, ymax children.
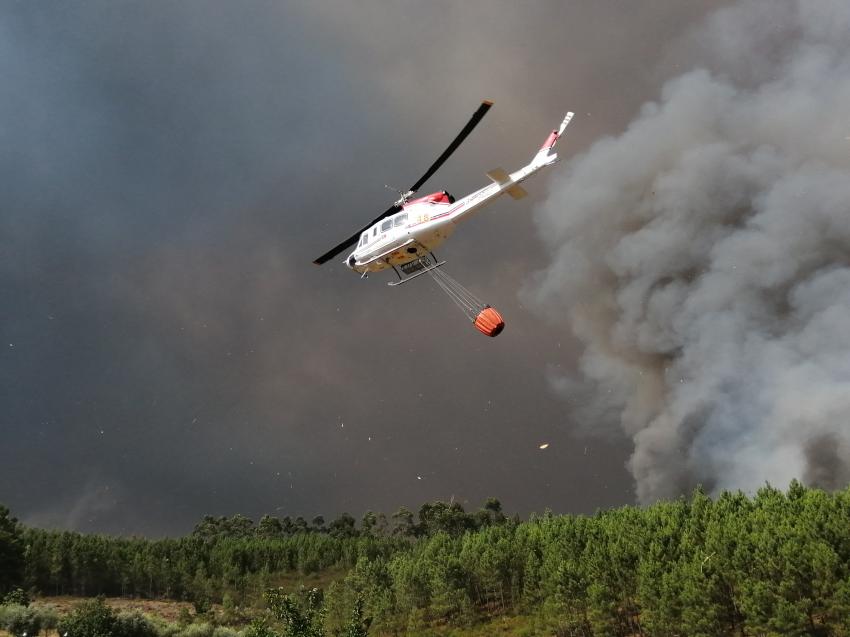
<box><xmin>394</xmin><ymin>213</ymin><xmax>408</xmax><ymax>227</ymax></box>
<box><xmin>359</xmin><ymin>233</ymin><xmax>368</xmax><ymax>247</ymax></box>
<box><xmin>381</xmin><ymin>219</ymin><xmax>393</xmax><ymax>232</ymax></box>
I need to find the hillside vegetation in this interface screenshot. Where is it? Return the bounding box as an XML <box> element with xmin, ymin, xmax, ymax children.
<box><xmin>3</xmin><ymin>483</ymin><xmax>850</xmax><ymax>635</ymax></box>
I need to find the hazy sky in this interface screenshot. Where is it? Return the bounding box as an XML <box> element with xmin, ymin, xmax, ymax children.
<box><xmin>2</xmin><ymin>1</ymin><xmax>723</xmax><ymax>536</ymax></box>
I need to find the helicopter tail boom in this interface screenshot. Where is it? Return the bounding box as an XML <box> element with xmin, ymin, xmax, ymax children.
<box><xmin>486</xmin><ymin>167</ymin><xmax>528</xmax><ymax>200</ymax></box>
<box><xmin>446</xmin><ymin>109</ymin><xmax>576</xmax><ymax>225</ymax></box>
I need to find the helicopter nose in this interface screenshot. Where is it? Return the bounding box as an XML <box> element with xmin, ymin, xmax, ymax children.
<box><xmin>347</xmin><ymin>255</ymin><xmax>356</xmax><ymax>268</ymax></box>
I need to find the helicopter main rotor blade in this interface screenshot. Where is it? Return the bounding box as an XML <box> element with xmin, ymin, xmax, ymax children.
<box><xmin>313</xmin><ymin>203</ymin><xmax>401</xmax><ymax>265</ymax></box>
<box><xmin>313</xmin><ymin>100</ymin><xmax>492</xmax><ymax>266</ymax></box>
<box><xmin>408</xmin><ymin>100</ymin><xmax>493</xmax><ymax>194</ymax></box>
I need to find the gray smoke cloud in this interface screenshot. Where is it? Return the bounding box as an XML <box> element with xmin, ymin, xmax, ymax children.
<box><xmin>524</xmin><ymin>0</ymin><xmax>850</xmax><ymax>502</ymax></box>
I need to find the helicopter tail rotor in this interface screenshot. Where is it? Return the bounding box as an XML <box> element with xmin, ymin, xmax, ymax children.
<box><xmin>533</xmin><ymin>111</ymin><xmax>574</xmax><ymax>167</ymax></box>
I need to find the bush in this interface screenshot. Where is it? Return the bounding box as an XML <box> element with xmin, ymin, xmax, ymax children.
<box><xmin>220</xmin><ymin>593</ymin><xmax>247</xmax><ymax>626</ymax></box>
<box><xmin>36</xmin><ymin>604</ymin><xmax>59</xmax><ymax>630</ymax></box>
<box><xmin>0</xmin><ymin>603</ymin><xmax>44</xmax><ymax>635</ymax></box>
<box><xmin>2</xmin><ymin>588</ymin><xmax>30</xmax><ymax>607</ymax></box>
<box><xmin>176</xmin><ymin>622</ymin><xmax>244</xmax><ymax>637</ymax></box>
<box><xmin>0</xmin><ymin>603</ymin><xmax>22</xmax><ymax>627</ymax></box>
<box><xmin>58</xmin><ymin>597</ymin><xmax>117</xmax><ymax>637</ymax></box>
<box><xmin>57</xmin><ymin>601</ymin><xmax>162</xmax><ymax>637</ymax></box>
<box><xmin>153</xmin><ymin>616</ymin><xmax>244</xmax><ymax>637</ymax></box>
<box><xmin>192</xmin><ymin>597</ymin><xmax>212</xmax><ymax>616</ymax></box>
<box><xmin>177</xmin><ymin>606</ymin><xmax>194</xmax><ymax>627</ymax></box>
<box><xmin>152</xmin><ymin>619</ymin><xmax>183</xmax><ymax>637</ymax></box>
<box><xmin>114</xmin><ymin>611</ymin><xmax>159</xmax><ymax>637</ymax></box>
<box><xmin>180</xmin><ymin>622</ymin><xmax>215</xmax><ymax>637</ymax></box>
<box><xmin>244</xmin><ymin>619</ymin><xmax>276</xmax><ymax>637</ymax></box>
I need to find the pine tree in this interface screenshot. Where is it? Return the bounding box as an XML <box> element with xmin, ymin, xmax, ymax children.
<box><xmin>0</xmin><ymin>505</ymin><xmax>24</xmax><ymax>595</ymax></box>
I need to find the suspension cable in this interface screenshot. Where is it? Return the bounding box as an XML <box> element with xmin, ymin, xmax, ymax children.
<box><xmin>423</xmin><ymin>259</ymin><xmax>486</xmax><ymax>321</ymax></box>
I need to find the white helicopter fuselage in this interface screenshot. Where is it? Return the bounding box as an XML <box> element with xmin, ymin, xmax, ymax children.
<box><xmin>345</xmin><ymin>112</ymin><xmax>572</xmax><ymax>275</ymax></box>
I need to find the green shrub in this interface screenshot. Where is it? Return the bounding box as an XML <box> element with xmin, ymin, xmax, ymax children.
<box><xmin>177</xmin><ymin>606</ymin><xmax>194</xmax><ymax>627</ymax></box>
<box><xmin>220</xmin><ymin>593</ymin><xmax>247</xmax><ymax>626</ymax></box>
<box><xmin>57</xmin><ymin>602</ymin><xmax>162</xmax><ymax>637</ymax></box>
<box><xmin>212</xmin><ymin>627</ymin><xmax>242</xmax><ymax>637</ymax></box>
<box><xmin>35</xmin><ymin>604</ymin><xmax>59</xmax><ymax>630</ymax></box>
<box><xmin>114</xmin><ymin>611</ymin><xmax>159</xmax><ymax>637</ymax></box>
<box><xmin>192</xmin><ymin>597</ymin><xmax>212</xmax><ymax>616</ymax></box>
<box><xmin>152</xmin><ymin>619</ymin><xmax>182</xmax><ymax>637</ymax></box>
<box><xmin>244</xmin><ymin>619</ymin><xmax>276</xmax><ymax>637</ymax></box>
<box><xmin>0</xmin><ymin>603</ymin><xmax>20</xmax><ymax>628</ymax></box>
<box><xmin>58</xmin><ymin>597</ymin><xmax>117</xmax><ymax>637</ymax></box>
<box><xmin>0</xmin><ymin>603</ymin><xmax>43</xmax><ymax>635</ymax></box>
<box><xmin>2</xmin><ymin>588</ymin><xmax>30</xmax><ymax>607</ymax></box>
<box><xmin>180</xmin><ymin>622</ymin><xmax>215</xmax><ymax>637</ymax></box>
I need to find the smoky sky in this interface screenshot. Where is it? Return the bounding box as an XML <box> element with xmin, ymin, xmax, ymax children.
<box><xmin>525</xmin><ymin>0</ymin><xmax>850</xmax><ymax>503</ymax></box>
<box><xmin>1</xmin><ymin>1</ymin><xmax>724</xmax><ymax>536</ymax></box>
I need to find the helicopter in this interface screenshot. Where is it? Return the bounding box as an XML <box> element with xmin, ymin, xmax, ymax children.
<box><xmin>313</xmin><ymin>100</ymin><xmax>574</xmax><ymax>286</ymax></box>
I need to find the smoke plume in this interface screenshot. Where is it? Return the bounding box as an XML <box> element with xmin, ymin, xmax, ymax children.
<box><xmin>524</xmin><ymin>0</ymin><xmax>850</xmax><ymax>502</ymax></box>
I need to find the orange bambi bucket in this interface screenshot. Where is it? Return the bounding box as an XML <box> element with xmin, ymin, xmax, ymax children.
<box><xmin>473</xmin><ymin>306</ymin><xmax>505</xmax><ymax>337</ymax></box>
